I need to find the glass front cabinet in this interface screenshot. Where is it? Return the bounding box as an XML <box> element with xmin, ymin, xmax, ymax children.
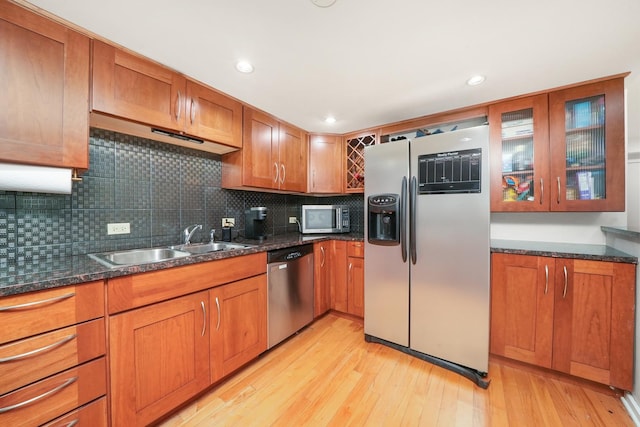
<box><xmin>490</xmin><ymin>77</ymin><xmax>625</xmax><ymax>212</ymax></box>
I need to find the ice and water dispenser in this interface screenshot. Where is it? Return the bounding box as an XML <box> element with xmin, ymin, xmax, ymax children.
<box><xmin>368</xmin><ymin>194</ymin><xmax>400</xmax><ymax>245</ymax></box>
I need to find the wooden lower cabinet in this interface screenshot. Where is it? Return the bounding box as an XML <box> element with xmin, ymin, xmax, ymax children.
<box><xmin>331</xmin><ymin>240</ymin><xmax>365</xmax><ymax>318</ymax></box>
<box><xmin>491</xmin><ymin>253</ymin><xmax>635</xmax><ymax>390</ymax></box>
<box><xmin>313</xmin><ymin>241</ymin><xmax>332</xmax><ymax>317</ymax></box>
<box><xmin>109</xmin><ymin>291</ymin><xmax>210</xmax><ymax>427</ymax></box>
<box><xmin>42</xmin><ymin>396</ymin><xmax>107</xmax><ymax>427</ymax></box>
<box><xmin>210</xmin><ymin>275</ymin><xmax>267</xmax><ymax>382</ymax></box>
<box><xmin>0</xmin><ymin>358</ymin><xmax>106</xmax><ymax>426</ymax></box>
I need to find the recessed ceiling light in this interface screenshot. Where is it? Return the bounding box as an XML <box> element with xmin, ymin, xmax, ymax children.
<box><xmin>466</xmin><ymin>75</ymin><xmax>485</xmax><ymax>86</ymax></box>
<box><xmin>325</xmin><ymin>116</ymin><xmax>336</xmax><ymax>124</ymax></box>
<box><xmin>236</xmin><ymin>61</ymin><xmax>254</xmax><ymax>73</ymax></box>
<box><xmin>311</xmin><ymin>0</ymin><xmax>337</xmax><ymax>7</ymax></box>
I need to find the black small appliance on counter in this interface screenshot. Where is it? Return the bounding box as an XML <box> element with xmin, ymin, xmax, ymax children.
<box><xmin>245</xmin><ymin>206</ymin><xmax>267</xmax><ymax>242</ymax></box>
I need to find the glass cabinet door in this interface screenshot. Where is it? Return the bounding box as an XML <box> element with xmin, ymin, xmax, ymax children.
<box><xmin>549</xmin><ymin>78</ymin><xmax>625</xmax><ymax>212</ymax></box>
<box><xmin>489</xmin><ymin>94</ymin><xmax>549</xmax><ymax>212</ymax></box>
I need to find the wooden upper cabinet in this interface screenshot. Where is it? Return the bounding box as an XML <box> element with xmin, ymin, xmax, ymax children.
<box><xmin>91</xmin><ymin>40</ymin><xmax>242</xmax><ymax>148</ymax></box>
<box><xmin>184</xmin><ymin>81</ymin><xmax>242</xmax><ymax>148</ymax></box>
<box><xmin>548</xmin><ymin>78</ymin><xmax>625</xmax><ymax>212</ymax></box>
<box><xmin>92</xmin><ymin>40</ymin><xmax>185</xmax><ymax>131</ymax></box>
<box><xmin>489</xmin><ymin>94</ymin><xmax>550</xmax><ymax>212</ymax></box>
<box><xmin>279</xmin><ymin>121</ymin><xmax>307</xmax><ymax>192</ymax></box>
<box><xmin>223</xmin><ymin>106</ymin><xmax>307</xmax><ymax>192</ymax></box>
<box><xmin>0</xmin><ymin>1</ymin><xmax>90</xmax><ymax>169</ymax></box>
<box><xmin>490</xmin><ymin>76</ymin><xmax>626</xmax><ymax>212</ymax></box>
<box><xmin>308</xmin><ymin>134</ymin><xmax>343</xmax><ymax>193</ymax></box>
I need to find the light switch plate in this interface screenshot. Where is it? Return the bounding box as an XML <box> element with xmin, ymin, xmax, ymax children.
<box><xmin>107</xmin><ymin>222</ymin><xmax>130</xmax><ymax>235</ymax></box>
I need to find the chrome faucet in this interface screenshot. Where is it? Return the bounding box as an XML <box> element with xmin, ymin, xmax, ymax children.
<box><xmin>209</xmin><ymin>228</ymin><xmax>216</xmax><ymax>243</ymax></box>
<box><xmin>183</xmin><ymin>224</ymin><xmax>202</xmax><ymax>245</ymax></box>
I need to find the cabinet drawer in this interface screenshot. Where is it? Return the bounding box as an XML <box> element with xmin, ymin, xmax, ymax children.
<box><xmin>108</xmin><ymin>252</ymin><xmax>267</xmax><ymax>313</ymax></box>
<box><xmin>0</xmin><ymin>319</ymin><xmax>105</xmax><ymax>395</ymax></box>
<box><xmin>0</xmin><ymin>281</ymin><xmax>104</xmax><ymax>345</ymax></box>
<box><xmin>347</xmin><ymin>241</ymin><xmax>364</xmax><ymax>258</ymax></box>
<box><xmin>0</xmin><ymin>357</ymin><xmax>106</xmax><ymax>426</ymax></box>
<box><xmin>42</xmin><ymin>396</ymin><xmax>107</xmax><ymax>427</ymax></box>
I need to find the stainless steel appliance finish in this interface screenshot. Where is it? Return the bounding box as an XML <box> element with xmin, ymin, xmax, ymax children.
<box><xmin>301</xmin><ymin>205</ymin><xmax>350</xmax><ymax>234</ymax></box>
<box><xmin>267</xmin><ymin>244</ymin><xmax>314</xmax><ymax>348</ymax></box>
<box><xmin>364</xmin><ymin>126</ymin><xmax>490</xmax><ymax>383</ymax></box>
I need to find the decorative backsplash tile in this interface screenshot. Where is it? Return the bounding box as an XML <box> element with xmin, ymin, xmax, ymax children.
<box><xmin>0</xmin><ymin>128</ymin><xmax>364</xmax><ymax>264</ymax></box>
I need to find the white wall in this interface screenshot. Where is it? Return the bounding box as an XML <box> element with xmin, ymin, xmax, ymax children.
<box><xmin>491</xmin><ymin>73</ymin><xmax>640</xmax><ymax>245</ymax></box>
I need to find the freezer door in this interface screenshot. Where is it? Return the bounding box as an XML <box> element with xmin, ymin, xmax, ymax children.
<box><xmin>409</xmin><ymin>126</ymin><xmax>490</xmax><ymax>373</ymax></box>
<box><xmin>364</xmin><ymin>140</ymin><xmax>410</xmax><ymax>347</ymax></box>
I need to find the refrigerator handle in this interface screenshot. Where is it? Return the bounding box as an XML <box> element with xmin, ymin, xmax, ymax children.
<box><xmin>410</xmin><ymin>176</ymin><xmax>417</xmax><ymax>264</ymax></box>
<box><xmin>400</xmin><ymin>176</ymin><xmax>408</xmax><ymax>263</ymax></box>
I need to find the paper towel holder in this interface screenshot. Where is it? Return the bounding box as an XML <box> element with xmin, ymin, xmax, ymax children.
<box><xmin>71</xmin><ymin>169</ymin><xmax>83</xmax><ymax>182</ymax></box>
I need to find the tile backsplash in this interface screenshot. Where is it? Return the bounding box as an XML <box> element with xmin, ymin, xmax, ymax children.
<box><xmin>0</xmin><ymin>129</ymin><xmax>364</xmax><ymax>265</ymax></box>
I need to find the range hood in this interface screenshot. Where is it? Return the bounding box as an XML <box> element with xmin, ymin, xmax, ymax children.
<box><xmin>90</xmin><ymin>112</ymin><xmax>240</xmax><ymax>155</ymax></box>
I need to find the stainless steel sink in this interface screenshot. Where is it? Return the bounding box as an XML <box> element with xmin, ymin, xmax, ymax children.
<box><xmin>88</xmin><ymin>247</ymin><xmax>191</xmax><ymax>268</ymax></box>
<box><xmin>170</xmin><ymin>242</ymin><xmax>255</xmax><ymax>254</ymax></box>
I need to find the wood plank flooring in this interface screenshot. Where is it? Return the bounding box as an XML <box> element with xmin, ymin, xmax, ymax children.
<box><xmin>159</xmin><ymin>313</ymin><xmax>633</xmax><ymax>427</ymax></box>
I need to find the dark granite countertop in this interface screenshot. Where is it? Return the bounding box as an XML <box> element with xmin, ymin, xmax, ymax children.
<box><xmin>0</xmin><ymin>233</ymin><xmax>364</xmax><ymax>297</ymax></box>
<box><xmin>601</xmin><ymin>226</ymin><xmax>640</xmax><ymax>240</ymax></box>
<box><xmin>491</xmin><ymin>239</ymin><xmax>638</xmax><ymax>264</ymax></box>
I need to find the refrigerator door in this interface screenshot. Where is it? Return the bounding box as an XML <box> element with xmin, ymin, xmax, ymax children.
<box><xmin>409</xmin><ymin>126</ymin><xmax>490</xmax><ymax>373</ymax></box>
<box><xmin>364</xmin><ymin>140</ymin><xmax>410</xmax><ymax>347</ymax></box>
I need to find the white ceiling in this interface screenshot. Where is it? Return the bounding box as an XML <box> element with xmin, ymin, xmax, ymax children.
<box><xmin>24</xmin><ymin>0</ymin><xmax>640</xmax><ymax>134</ymax></box>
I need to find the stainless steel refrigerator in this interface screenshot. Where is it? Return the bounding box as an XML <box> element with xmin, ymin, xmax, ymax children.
<box><xmin>363</xmin><ymin>125</ymin><xmax>490</xmax><ymax>387</ymax></box>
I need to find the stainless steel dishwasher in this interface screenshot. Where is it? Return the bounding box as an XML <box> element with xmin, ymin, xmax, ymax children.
<box><xmin>267</xmin><ymin>244</ymin><xmax>314</xmax><ymax>348</ymax></box>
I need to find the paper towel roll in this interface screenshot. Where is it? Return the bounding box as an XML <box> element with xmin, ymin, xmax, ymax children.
<box><xmin>0</xmin><ymin>163</ymin><xmax>72</xmax><ymax>194</ymax></box>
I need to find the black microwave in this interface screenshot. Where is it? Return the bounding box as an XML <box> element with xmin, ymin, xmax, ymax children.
<box><xmin>301</xmin><ymin>205</ymin><xmax>350</xmax><ymax>234</ymax></box>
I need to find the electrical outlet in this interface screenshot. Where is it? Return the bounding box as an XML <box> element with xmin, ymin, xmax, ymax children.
<box><xmin>107</xmin><ymin>222</ymin><xmax>130</xmax><ymax>235</ymax></box>
<box><xmin>289</xmin><ymin>217</ymin><xmax>297</xmax><ymax>224</ymax></box>
<box><xmin>222</xmin><ymin>218</ymin><xmax>235</xmax><ymax>227</ymax></box>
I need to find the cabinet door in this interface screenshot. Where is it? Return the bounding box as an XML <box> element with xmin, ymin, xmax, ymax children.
<box><xmin>313</xmin><ymin>241</ymin><xmax>331</xmax><ymax>317</ymax></box>
<box><xmin>552</xmin><ymin>259</ymin><xmax>635</xmax><ymax>390</ymax></box>
<box><xmin>278</xmin><ymin>122</ymin><xmax>307</xmax><ymax>192</ymax></box>
<box><xmin>210</xmin><ymin>275</ymin><xmax>267</xmax><ymax>382</ymax></box>
<box><xmin>0</xmin><ymin>1</ymin><xmax>89</xmax><ymax>169</ymax></box>
<box><xmin>109</xmin><ymin>292</ymin><xmax>210</xmax><ymax>427</ymax></box>
<box><xmin>331</xmin><ymin>240</ymin><xmax>348</xmax><ymax>313</ymax></box>
<box><xmin>347</xmin><ymin>256</ymin><xmax>364</xmax><ymax>318</ymax></box>
<box><xmin>490</xmin><ymin>254</ymin><xmax>554</xmax><ymax>368</ymax></box>
<box><xmin>489</xmin><ymin>94</ymin><xmax>549</xmax><ymax>211</ymax></box>
<box><xmin>242</xmin><ymin>107</ymin><xmax>279</xmax><ymax>188</ymax></box>
<box><xmin>184</xmin><ymin>80</ymin><xmax>242</xmax><ymax>148</ymax></box>
<box><xmin>548</xmin><ymin>78</ymin><xmax>625</xmax><ymax>211</ymax></box>
<box><xmin>92</xmin><ymin>40</ymin><xmax>186</xmax><ymax>132</ymax></box>
<box><xmin>309</xmin><ymin>135</ymin><xmax>343</xmax><ymax>193</ymax></box>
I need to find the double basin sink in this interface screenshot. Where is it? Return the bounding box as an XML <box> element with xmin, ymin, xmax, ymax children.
<box><xmin>88</xmin><ymin>242</ymin><xmax>255</xmax><ymax>268</ymax></box>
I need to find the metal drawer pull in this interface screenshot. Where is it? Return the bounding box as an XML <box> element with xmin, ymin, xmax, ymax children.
<box><xmin>540</xmin><ymin>178</ymin><xmax>544</xmax><ymax>205</ymax></box>
<box><xmin>280</xmin><ymin>164</ymin><xmax>286</xmax><ymax>184</ymax></box>
<box><xmin>557</xmin><ymin>177</ymin><xmax>561</xmax><ymax>204</ymax></box>
<box><xmin>63</xmin><ymin>420</ymin><xmax>79</xmax><ymax>427</ymax></box>
<box><xmin>544</xmin><ymin>265</ymin><xmax>549</xmax><ymax>295</ymax></box>
<box><xmin>200</xmin><ymin>301</ymin><xmax>206</xmax><ymax>337</ymax></box>
<box><xmin>563</xmin><ymin>266</ymin><xmax>568</xmax><ymax>298</ymax></box>
<box><xmin>215</xmin><ymin>297</ymin><xmax>221</xmax><ymax>331</ymax></box>
<box><xmin>0</xmin><ymin>334</ymin><xmax>77</xmax><ymax>363</ymax></box>
<box><xmin>320</xmin><ymin>246</ymin><xmax>325</xmax><ymax>267</ymax></box>
<box><xmin>190</xmin><ymin>99</ymin><xmax>196</xmax><ymax>124</ymax></box>
<box><xmin>0</xmin><ymin>292</ymin><xmax>75</xmax><ymax>312</ymax></box>
<box><xmin>176</xmin><ymin>91</ymin><xmax>182</xmax><ymax>120</ymax></box>
<box><xmin>0</xmin><ymin>376</ymin><xmax>77</xmax><ymax>413</ymax></box>
<box><xmin>273</xmin><ymin>163</ymin><xmax>279</xmax><ymax>183</ymax></box>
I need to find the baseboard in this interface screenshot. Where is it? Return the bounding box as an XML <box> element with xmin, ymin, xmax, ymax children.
<box><xmin>621</xmin><ymin>392</ymin><xmax>640</xmax><ymax>426</ymax></box>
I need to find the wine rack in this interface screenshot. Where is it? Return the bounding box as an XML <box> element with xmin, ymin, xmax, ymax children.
<box><xmin>345</xmin><ymin>133</ymin><xmax>376</xmax><ymax>192</ymax></box>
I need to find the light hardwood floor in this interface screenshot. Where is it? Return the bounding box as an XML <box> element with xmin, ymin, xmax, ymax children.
<box><xmin>159</xmin><ymin>313</ymin><xmax>633</xmax><ymax>427</ymax></box>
